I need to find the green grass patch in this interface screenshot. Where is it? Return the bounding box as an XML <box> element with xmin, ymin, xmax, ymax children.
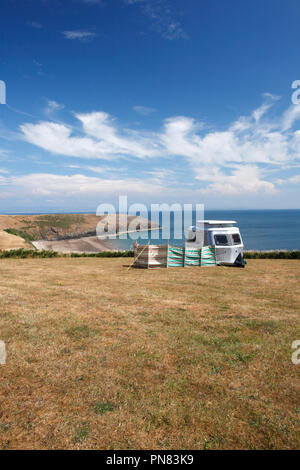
<box><xmin>92</xmin><ymin>402</ymin><xmax>114</xmax><ymax>415</ymax></box>
<box><xmin>35</xmin><ymin>214</ymin><xmax>85</xmax><ymax>231</ymax></box>
<box><xmin>219</xmin><ymin>305</ymin><xmax>229</xmax><ymax>311</ymax></box>
<box><xmin>0</xmin><ymin>423</ymin><xmax>12</xmax><ymax>433</ymax></box>
<box><xmin>190</xmin><ymin>333</ymin><xmax>241</xmax><ymax>349</ymax></box>
<box><xmin>226</xmin><ymin>349</ymin><xmax>254</xmax><ymax>364</ymax></box>
<box><xmin>65</xmin><ymin>325</ymin><xmax>99</xmax><ymax>340</ymax></box>
<box><xmin>74</xmin><ymin>424</ymin><xmax>89</xmax><ymax>443</ymax></box>
<box><xmin>245</xmin><ymin>319</ymin><xmax>280</xmax><ymax>334</ymax></box>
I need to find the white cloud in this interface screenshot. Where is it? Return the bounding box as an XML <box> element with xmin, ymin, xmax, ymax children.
<box><xmin>200</xmin><ymin>165</ymin><xmax>275</xmax><ymax>195</ymax></box>
<box><xmin>8</xmin><ymin>173</ymin><xmax>164</xmax><ymax>198</ymax></box>
<box><xmin>86</xmin><ymin>165</ymin><xmax>128</xmax><ymax>175</ymax></box>
<box><xmin>62</xmin><ymin>30</ymin><xmax>97</xmax><ymax>41</ymax></box>
<box><xmin>133</xmin><ymin>105</ymin><xmax>156</xmax><ymax>116</ymax></box>
<box><xmin>19</xmin><ymin>95</ymin><xmax>300</xmax><ymax>196</ymax></box>
<box><xmin>0</xmin><ymin>148</ymin><xmax>11</xmax><ymax>158</ymax></box>
<box><xmin>144</xmin><ymin>168</ymin><xmax>177</xmax><ymax>184</ymax></box>
<box><xmin>45</xmin><ymin>100</ymin><xmax>65</xmax><ymax>118</ymax></box>
<box><xmin>252</xmin><ymin>97</ymin><xmax>276</xmax><ymax>122</ymax></box>
<box><xmin>21</xmin><ymin>112</ymin><xmax>160</xmax><ymax>160</ymax></box>
<box><xmin>65</xmin><ymin>163</ymin><xmax>129</xmax><ymax>175</ymax></box>
<box><xmin>160</xmin><ymin>96</ymin><xmax>300</xmax><ymax>193</ymax></box>
<box><xmin>125</xmin><ymin>0</ymin><xmax>187</xmax><ymax>40</ymax></box>
<box><xmin>27</xmin><ymin>21</ymin><xmax>43</xmax><ymax>29</ymax></box>
<box><xmin>289</xmin><ymin>174</ymin><xmax>300</xmax><ymax>184</ymax></box>
<box><xmin>277</xmin><ymin>173</ymin><xmax>300</xmax><ymax>185</ymax></box>
<box><xmin>282</xmin><ymin>105</ymin><xmax>300</xmax><ymax>131</ymax></box>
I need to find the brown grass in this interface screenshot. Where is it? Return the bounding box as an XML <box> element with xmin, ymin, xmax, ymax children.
<box><xmin>0</xmin><ymin>258</ymin><xmax>299</xmax><ymax>450</ymax></box>
<box><xmin>0</xmin><ymin>230</ymin><xmax>31</xmax><ymax>251</ymax></box>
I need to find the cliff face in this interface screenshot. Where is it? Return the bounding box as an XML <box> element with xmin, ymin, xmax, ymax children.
<box><xmin>0</xmin><ymin>213</ymin><xmax>158</xmax><ymax>244</ymax></box>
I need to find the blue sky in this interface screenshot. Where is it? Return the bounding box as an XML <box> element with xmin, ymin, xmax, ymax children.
<box><xmin>1</xmin><ymin>0</ymin><xmax>300</xmax><ymax>212</ymax></box>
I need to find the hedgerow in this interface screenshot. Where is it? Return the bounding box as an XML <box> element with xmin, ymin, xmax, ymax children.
<box><xmin>244</xmin><ymin>251</ymin><xmax>300</xmax><ymax>259</ymax></box>
<box><xmin>1</xmin><ymin>248</ymin><xmax>299</xmax><ymax>260</ymax></box>
<box><xmin>0</xmin><ymin>248</ymin><xmax>134</xmax><ymax>259</ymax></box>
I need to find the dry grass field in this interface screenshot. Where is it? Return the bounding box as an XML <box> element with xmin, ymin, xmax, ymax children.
<box><xmin>0</xmin><ymin>258</ymin><xmax>299</xmax><ymax>450</ymax></box>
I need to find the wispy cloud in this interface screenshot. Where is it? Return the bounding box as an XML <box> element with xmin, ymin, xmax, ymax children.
<box><xmin>133</xmin><ymin>105</ymin><xmax>156</xmax><ymax>116</ymax></box>
<box><xmin>45</xmin><ymin>100</ymin><xmax>65</xmax><ymax>118</ymax></box>
<box><xmin>65</xmin><ymin>163</ymin><xmax>128</xmax><ymax>176</ymax></box>
<box><xmin>27</xmin><ymin>21</ymin><xmax>43</xmax><ymax>29</ymax></box>
<box><xmin>125</xmin><ymin>0</ymin><xmax>187</xmax><ymax>40</ymax></box>
<box><xmin>79</xmin><ymin>0</ymin><xmax>104</xmax><ymax>4</ymax></box>
<box><xmin>62</xmin><ymin>30</ymin><xmax>97</xmax><ymax>41</ymax></box>
<box><xmin>33</xmin><ymin>59</ymin><xmax>44</xmax><ymax>75</ymax></box>
<box><xmin>5</xmin><ymin>104</ymin><xmax>35</xmax><ymax>118</ymax></box>
<box><xmin>145</xmin><ymin>168</ymin><xmax>177</xmax><ymax>184</ymax></box>
<box><xmin>86</xmin><ymin>165</ymin><xmax>128</xmax><ymax>175</ymax></box>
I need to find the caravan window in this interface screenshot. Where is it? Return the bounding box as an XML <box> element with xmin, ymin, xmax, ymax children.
<box><xmin>214</xmin><ymin>234</ymin><xmax>229</xmax><ymax>246</ymax></box>
<box><xmin>232</xmin><ymin>233</ymin><xmax>241</xmax><ymax>245</ymax></box>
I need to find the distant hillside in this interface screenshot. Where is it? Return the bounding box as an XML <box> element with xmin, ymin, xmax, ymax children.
<box><xmin>0</xmin><ymin>213</ymin><xmax>156</xmax><ymax>244</ymax></box>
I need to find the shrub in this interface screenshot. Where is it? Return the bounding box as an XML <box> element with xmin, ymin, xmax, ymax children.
<box><xmin>0</xmin><ymin>248</ymin><xmax>60</xmax><ymax>259</ymax></box>
<box><xmin>244</xmin><ymin>251</ymin><xmax>300</xmax><ymax>259</ymax></box>
<box><xmin>70</xmin><ymin>250</ymin><xmax>134</xmax><ymax>258</ymax></box>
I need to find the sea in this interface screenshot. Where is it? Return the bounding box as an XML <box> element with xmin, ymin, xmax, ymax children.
<box><xmin>4</xmin><ymin>209</ymin><xmax>300</xmax><ymax>251</ymax></box>
<box><xmin>103</xmin><ymin>209</ymin><xmax>300</xmax><ymax>251</ymax></box>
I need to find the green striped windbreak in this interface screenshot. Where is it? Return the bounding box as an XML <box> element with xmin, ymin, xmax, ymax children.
<box><xmin>201</xmin><ymin>245</ymin><xmax>217</xmax><ymax>266</ymax></box>
<box><xmin>184</xmin><ymin>247</ymin><xmax>201</xmax><ymax>266</ymax></box>
<box><xmin>167</xmin><ymin>245</ymin><xmax>184</xmax><ymax>267</ymax></box>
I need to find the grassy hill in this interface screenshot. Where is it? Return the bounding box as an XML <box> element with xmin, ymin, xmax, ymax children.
<box><xmin>0</xmin><ymin>214</ymin><xmax>155</xmax><ymax>249</ymax></box>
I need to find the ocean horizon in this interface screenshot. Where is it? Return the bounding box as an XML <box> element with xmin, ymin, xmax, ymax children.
<box><xmin>120</xmin><ymin>209</ymin><xmax>300</xmax><ymax>251</ymax></box>
<box><xmin>1</xmin><ymin>209</ymin><xmax>300</xmax><ymax>251</ymax></box>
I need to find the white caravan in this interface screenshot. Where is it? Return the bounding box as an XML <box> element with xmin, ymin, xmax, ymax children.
<box><xmin>185</xmin><ymin>220</ymin><xmax>246</xmax><ymax>267</ymax></box>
